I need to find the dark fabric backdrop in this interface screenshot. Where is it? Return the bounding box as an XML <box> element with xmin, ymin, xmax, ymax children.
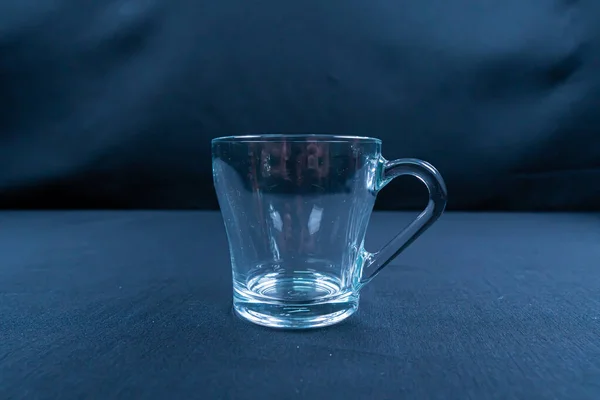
<box><xmin>1</xmin><ymin>0</ymin><xmax>599</xmax><ymax>210</ymax></box>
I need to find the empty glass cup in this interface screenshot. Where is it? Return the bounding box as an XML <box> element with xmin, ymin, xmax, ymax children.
<box><xmin>212</xmin><ymin>134</ymin><xmax>447</xmax><ymax>329</ymax></box>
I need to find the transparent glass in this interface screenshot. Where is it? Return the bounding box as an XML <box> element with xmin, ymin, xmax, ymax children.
<box><xmin>212</xmin><ymin>134</ymin><xmax>447</xmax><ymax>329</ymax></box>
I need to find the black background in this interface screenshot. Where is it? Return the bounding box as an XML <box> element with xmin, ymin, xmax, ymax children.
<box><xmin>1</xmin><ymin>0</ymin><xmax>600</xmax><ymax>210</ymax></box>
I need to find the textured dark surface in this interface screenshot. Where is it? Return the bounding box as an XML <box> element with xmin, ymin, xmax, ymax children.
<box><xmin>1</xmin><ymin>1</ymin><xmax>600</xmax><ymax>210</ymax></box>
<box><xmin>1</xmin><ymin>211</ymin><xmax>600</xmax><ymax>399</ymax></box>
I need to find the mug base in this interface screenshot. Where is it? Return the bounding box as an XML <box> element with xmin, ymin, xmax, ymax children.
<box><xmin>233</xmin><ymin>296</ymin><xmax>359</xmax><ymax>329</ymax></box>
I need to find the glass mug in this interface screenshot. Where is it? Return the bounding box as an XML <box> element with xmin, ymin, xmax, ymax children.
<box><xmin>212</xmin><ymin>134</ymin><xmax>447</xmax><ymax>329</ymax></box>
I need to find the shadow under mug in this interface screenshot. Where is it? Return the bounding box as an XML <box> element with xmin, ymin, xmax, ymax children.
<box><xmin>212</xmin><ymin>134</ymin><xmax>447</xmax><ymax>329</ymax></box>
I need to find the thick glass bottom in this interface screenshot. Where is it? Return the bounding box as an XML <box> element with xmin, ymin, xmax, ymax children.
<box><xmin>233</xmin><ymin>270</ymin><xmax>359</xmax><ymax>329</ymax></box>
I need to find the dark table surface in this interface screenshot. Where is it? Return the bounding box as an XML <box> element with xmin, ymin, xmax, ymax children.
<box><xmin>1</xmin><ymin>211</ymin><xmax>599</xmax><ymax>399</ymax></box>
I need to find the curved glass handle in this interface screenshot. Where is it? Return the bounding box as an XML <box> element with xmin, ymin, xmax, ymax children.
<box><xmin>359</xmin><ymin>158</ymin><xmax>448</xmax><ymax>286</ymax></box>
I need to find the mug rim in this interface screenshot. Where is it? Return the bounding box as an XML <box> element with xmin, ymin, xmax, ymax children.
<box><xmin>212</xmin><ymin>134</ymin><xmax>381</xmax><ymax>144</ymax></box>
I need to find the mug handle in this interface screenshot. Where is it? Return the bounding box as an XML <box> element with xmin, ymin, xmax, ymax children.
<box><xmin>358</xmin><ymin>158</ymin><xmax>448</xmax><ymax>286</ymax></box>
